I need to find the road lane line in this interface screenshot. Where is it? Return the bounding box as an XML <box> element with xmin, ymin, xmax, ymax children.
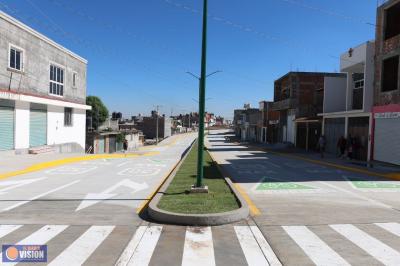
<box><xmin>234</xmin><ymin>226</ymin><xmax>269</xmax><ymax>266</ymax></box>
<box><xmin>249</xmin><ymin>226</ymin><xmax>282</xmax><ymax>266</ymax></box>
<box><xmin>0</xmin><ymin>225</ymin><xmax>68</xmax><ymax>266</ymax></box>
<box><xmin>49</xmin><ymin>225</ymin><xmax>115</xmax><ymax>266</ymax></box>
<box><xmin>115</xmin><ymin>226</ymin><xmax>148</xmax><ymax>266</ymax></box>
<box><xmin>127</xmin><ymin>226</ymin><xmax>162</xmax><ymax>266</ymax></box>
<box><xmin>375</xmin><ymin>222</ymin><xmax>400</xmax><ymax>237</ymax></box>
<box><xmin>182</xmin><ymin>227</ymin><xmax>215</xmax><ymax>266</ymax></box>
<box><xmin>0</xmin><ymin>225</ymin><xmax>22</xmax><ymax>239</ymax></box>
<box><xmin>2</xmin><ymin>180</ymin><xmax>81</xmax><ymax>212</ymax></box>
<box><xmin>283</xmin><ymin>226</ymin><xmax>350</xmax><ymax>266</ymax></box>
<box><xmin>330</xmin><ymin>224</ymin><xmax>400</xmax><ymax>266</ymax></box>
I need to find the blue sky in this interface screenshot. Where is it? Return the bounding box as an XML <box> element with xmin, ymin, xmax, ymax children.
<box><xmin>1</xmin><ymin>0</ymin><xmax>379</xmax><ymax>119</ymax></box>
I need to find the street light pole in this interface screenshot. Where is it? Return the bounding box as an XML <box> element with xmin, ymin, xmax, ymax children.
<box><xmin>196</xmin><ymin>0</ymin><xmax>208</xmax><ymax>188</ymax></box>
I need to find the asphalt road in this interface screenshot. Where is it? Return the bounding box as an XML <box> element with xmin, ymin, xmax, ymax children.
<box><xmin>208</xmin><ymin>130</ymin><xmax>400</xmax><ymax>266</ymax></box>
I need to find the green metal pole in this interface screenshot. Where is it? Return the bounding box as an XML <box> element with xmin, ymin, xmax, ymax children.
<box><xmin>196</xmin><ymin>0</ymin><xmax>208</xmax><ymax>188</ymax></box>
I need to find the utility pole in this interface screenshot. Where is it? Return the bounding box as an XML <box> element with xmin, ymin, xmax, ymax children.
<box><xmin>195</xmin><ymin>0</ymin><xmax>208</xmax><ymax>189</ymax></box>
<box><xmin>155</xmin><ymin>105</ymin><xmax>161</xmax><ymax>145</ymax></box>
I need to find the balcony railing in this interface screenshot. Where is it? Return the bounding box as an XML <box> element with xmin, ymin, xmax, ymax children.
<box><xmin>271</xmin><ymin>98</ymin><xmax>298</xmax><ymax>111</ymax></box>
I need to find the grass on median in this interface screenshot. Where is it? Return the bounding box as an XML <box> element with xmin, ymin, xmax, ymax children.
<box><xmin>157</xmin><ymin>143</ymin><xmax>240</xmax><ymax>214</ymax></box>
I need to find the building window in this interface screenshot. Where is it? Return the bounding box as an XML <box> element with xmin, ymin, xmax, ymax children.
<box><xmin>72</xmin><ymin>72</ymin><xmax>77</xmax><ymax>88</ymax></box>
<box><xmin>9</xmin><ymin>46</ymin><xmax>23</xmax><ymax>71</ymax></box>
<box><xmin>353</xmin><ymin>75</ymin><xmax>364</xmax><ymax>110</ymax></box>
<box><xmin>382</xmin><ymin>56</ymin><xmax>399</xmax><ymax>92</ymax></box>
<box><xmin>384</xmin><ymin>2</ymin><xmax>400</xmax><ymax>40</ymax></box>
<box><xmin>50</xmin><ymin>64</ymin><xmax>64</xmax><ymax>96</ymax></box>
<box><xmin>64</xmin><ymin>107</ymin><xmax>73</xmax><ymax>126</ymax></box>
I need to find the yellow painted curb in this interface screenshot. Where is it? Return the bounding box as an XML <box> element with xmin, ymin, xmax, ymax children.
<box><xmin>0</xmin><ymin>151</ymin><xmax>159</xmax><ymax>180</ymax></box>
<box><xmin>207</xmin><ymin>148</ymin><xmax>261</xmax><ymax>217</ymax></box>
<box><xmin>136</xmin><ymin>159</ymin><xmax>181</xmax><ymax>214</ymax></box>
<box><xmin>234</xmin><ymin>183</ymin><xmax>261</xmax><ymax>216</ymax></box>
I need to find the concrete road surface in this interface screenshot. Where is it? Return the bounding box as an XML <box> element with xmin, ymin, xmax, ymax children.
<box><xmin>207</xmin><ymin>129</ymin><xmax>400</xmax><ymax>266</ymax></box>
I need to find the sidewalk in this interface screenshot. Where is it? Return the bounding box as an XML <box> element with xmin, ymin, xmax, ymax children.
<box><xmin>253</xmin><ymin>142</ymin><xmax>400</xmax><ymax>180</ymax></box>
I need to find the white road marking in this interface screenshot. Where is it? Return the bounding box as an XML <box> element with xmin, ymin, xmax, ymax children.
<box><xmin>2</xmin><ymin>180</ymin><xmax>81</xmax><ymax>212</ymax></box>
<box><xmin>115</xmin><ymin>226</ymin><xmax>148</xmax><ymax>266</ymax></box>
<box><xmin>0</xmin><ymin>225</ymin><xmax>22</xmax><ymax>239</ymax></box>
<box><xmin>283</xmin><ymin>225</ymin><xmax>350</xmax><ymax>266</ymax></box>
<box><xmin>49</xmin><ymin>226</ymin><xmax>115</xmax><ymax>266</ymax></box>
<box><xmin>250</xmin><ymin>226</ymin><xmax>282</xmax><ymax>266</ymax></box>
<box><xmin>330</xmin><ymin>224</ymin><xmax>400</xmax><ymax>266</ymax></box>
<box><xmin>182</xmin><ymin>227</ymin><xmax>215</xmax><ymax>266</ymax></box>
<box><xmin>76</xmin><ymin>179</ymin><xmax>148</xmax><ymax>211</ymax></box>
<box><xmin>375</xmin><ymin>222</ymin><xmax>400</xmax><ymax>237</ymax></box>
<box><xmin>234</xmin><ymin>226</ymin><xmax>269</xmax><ymax>266</ymax></box>
<box><xmin>0</xmin><ymin>225</ymin><xmax>68</xmax><ymax>266</ymax></box>
<box><xmin>117</xmin><ymin>161</ymin><xmax>131</xmax><ymax>167</ymax></box>
<box><xmin>127</xmin><ymin>226</ymin><xmax>162</xmax><ymax>266</ymax></box>
<box><xmin>46</xmin><ymin>166</ymin><xmax>97</xmax><ymax>175</ymax></box>
<box><xmin>319</xmin><ymin>181</ymin><xmax>394</xmax><ymax>209</ymax></box>
<box><xmin>0</xmin><ymin>177</ymin><xmax>47</xmax><ymax>195</ymax></box>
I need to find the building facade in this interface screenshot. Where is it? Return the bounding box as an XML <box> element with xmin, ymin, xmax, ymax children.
<box><xmin>272</xmin><ymin>72</ymin><xmax>344</xmax><ymax>150</ymax></box>
<box><xmin>372</xmin><ymin>0</ymin><xmax>400</xmax><ymax>165</ymax></box>
<box><xmin>233</xmin><ymin>105</ymin><xmax>261</xmax><ymax>142</ymax></box>
<box><xmin>321</xmin><ymin>41</ymin><xmax>375</xmax><ymax>161</ymax></box>
<box><xmin>0</xmin><ymin>11</ymin><xmax>90</xmax><ymax>153</ymax></box>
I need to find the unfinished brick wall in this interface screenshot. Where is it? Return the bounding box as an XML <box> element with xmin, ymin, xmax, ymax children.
<box><xmin>374</xmin><ymin>0</ymin><xmax>400</xmax><ymax>105</ymax></box>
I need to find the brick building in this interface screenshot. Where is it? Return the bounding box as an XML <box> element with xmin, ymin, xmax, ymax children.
<box><xmin>272</xmin><ymin>72</ymin><xmax>345</xmax><ymax>150</ymax></box>
<box><xmin>372</xmin><ymin>0</ymin><xmax>400</xmax><ymax>165</ymax></box>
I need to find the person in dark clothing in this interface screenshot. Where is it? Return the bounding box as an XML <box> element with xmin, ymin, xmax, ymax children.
<box><xmin>347</xmin><ymin>135</ymin><xmax>354</xmax><ymax>160</ymax></box>
<box><xmin>337</xmin><ymin>136</ymin><xmax>347</xmax><ymax>158</ymax></box>
<box><xmin>123</xmin><ymin>139</ymin><xmax>128</xmax><ymax>153</ymax></box>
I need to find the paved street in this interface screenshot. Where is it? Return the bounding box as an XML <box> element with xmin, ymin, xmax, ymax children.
<box><xmin>208</xmin><ymin>130</ymin><xmax>400</xmax><ymax>266</ymax></box>
<box><xmin>1</xmin><ymin>130</ymin><xmax>400</xmax><ymax>265</ymax></box>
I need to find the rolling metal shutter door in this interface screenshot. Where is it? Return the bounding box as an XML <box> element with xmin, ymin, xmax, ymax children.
<box><xmin>374</xmin><ymin>118</ymin><xmax>400</xmax><ymax>165</ymax></box>
<box><xmin>98</xmin><ymin>138</ymin><xmax>105</xmax><ymax>154</ymax></box>
<box><xmin>324</xmin><ymin>118</ymin><xmax>345</xmax><ymax>154</ymax></box>
<box><xmin>30</xmin><ymin>109</ymin><xmax>47</xmax><ymax>147</ymax></box>
<box><xmin>0</xmin><ymin>106</ymin><xmax>14</xmax><ymax>150</ymax></box>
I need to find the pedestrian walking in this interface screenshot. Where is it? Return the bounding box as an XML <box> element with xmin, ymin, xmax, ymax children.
<box><xmin>318</xmin><ymin>135</ymin><xmax>326</xmax><ymax>158</ymax></box>
<box><xmin>337</xmin><ymin>136</ymin><xmax>347</xmax><ymax>159</ymax></box>
<box><xmin>347</xmin><ymin>135</ymin><xmax>354</xmax><ymax>160</ymax></box>
<box><xmin>123</xmin><ymin>139</ymin><xmax>128</xmax><ymax>154</ymax></box>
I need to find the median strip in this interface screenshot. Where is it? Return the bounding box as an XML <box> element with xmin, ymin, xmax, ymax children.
<box><xmin>147</xmin><ymin>141</ymin><xmax>249</xmax><ymax>225</ymax></box>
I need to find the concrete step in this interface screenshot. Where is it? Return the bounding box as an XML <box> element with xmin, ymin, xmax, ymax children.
<box><xmin>28</xmin><ymin>145</ymin><xmax>55</xmax><ymax>155</ymax></box>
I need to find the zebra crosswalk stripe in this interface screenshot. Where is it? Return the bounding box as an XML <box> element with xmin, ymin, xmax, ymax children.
<box><xmin>375</xmin><ymin>222</ymin><xmax>400</xmax><ymax>237</ymax></box>
<box><xmin>48</xmin><ymin>225</ymin><xmax>115</xmax><ymax>266</ymax></box>
<box><xmin>330</xmin><ymin>224</ymin><xmax>400</xmax><ymax>266</ymax></box>
<box><xmin>282</xmin><ymin>225</ymin><xmax>350</xmax><ymax>266</ymax></box>
<box><xmin>115</xmin><ymin>226</ymin><xmax>148</xmax><ymax>266</ymax></box>
<box><xmin>182</xmin><ymin>227</ymin><xmax>215</xmax><ymax>266</ymax></box>
<box><xmin>127</xmin><ymin>226</ymin><xmax>162</xmax><ymax>266</ymax></box>
<box><xmin>249</xmin><ymin>226</ymin><xmax>282</xmax><ymax>266</ymax></box>
<box><xmin>0</xmin><ymin>225</ymin><xmax>22</xmax><ymax>239</ymax></box>
<box><xmin>234</xmin><ymin>226</ymin><xmax>269</xmax><ymax>266</ymax></box>
<box><xmin>0</xmin><ymin>225</ymin><xmax>68</xmax><ymax>266</ymax></box>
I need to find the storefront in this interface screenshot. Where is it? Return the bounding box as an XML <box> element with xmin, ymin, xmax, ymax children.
<box><xmin>373</xmin><ymin>104</ymin><xmax>400</xmax><ymax>165</ymax></box>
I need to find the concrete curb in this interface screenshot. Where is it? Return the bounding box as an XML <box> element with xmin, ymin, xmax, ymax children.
<box><xmin>148</xmin><ymin>142</ymin><xmax>250</xmax><ymax>226</ymax></box>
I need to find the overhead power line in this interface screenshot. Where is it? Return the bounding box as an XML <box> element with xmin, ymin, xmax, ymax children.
<box><xmin>276</xmin><ymin>0</ymin><xmax>376</xmax><ymax>27</ymax></box>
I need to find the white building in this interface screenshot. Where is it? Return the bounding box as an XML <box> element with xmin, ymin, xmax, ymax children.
<box><xmin>0</xmin><ymin>11</ymin><xmax>91</xmax><ymax>153</ymax></box>
<box><xmin>320</xmin><ymin>41</ymin><xmax>375</xmax><ymax>161</ymax></box>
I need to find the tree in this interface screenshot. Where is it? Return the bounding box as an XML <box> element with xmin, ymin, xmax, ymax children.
<box><xmin>86</xmin><ymin>96</ymin><xmax>109</xmax><ymax>130</ymax></box>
